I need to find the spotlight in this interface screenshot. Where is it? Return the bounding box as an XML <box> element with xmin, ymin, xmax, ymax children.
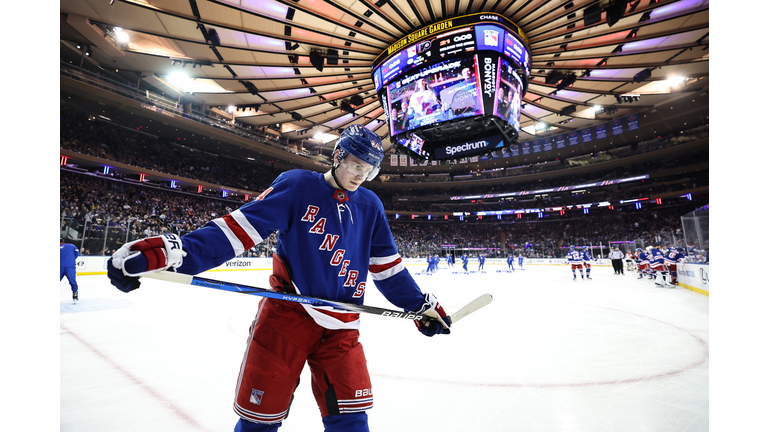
<box><xmin>85</xmin><ymin>48</ymin><xmax>92</xmax><ymax>56</ymax></box>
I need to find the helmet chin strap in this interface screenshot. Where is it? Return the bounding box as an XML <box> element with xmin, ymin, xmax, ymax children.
<box><xmin>330</xmin><ymin>162</ymin><xmax>348</xmax><ymax>192</ymax></box>
<box><xmin>330</xmin><ymin>150</ymin><xmax>349</xmax><ymax>192</ymax></box>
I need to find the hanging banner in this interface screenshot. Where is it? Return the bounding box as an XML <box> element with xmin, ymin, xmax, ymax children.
<box><xmin>502</xmin><ymin>147</ymin><xmax>511</xmax><ymax>157</ymax></box>
<box><xmin>567</xmin><ymin>131</ymin><xmax>579</xmax><ymax>146</ymax></box>
<box><xmin>627</xmin><ymin>114</ymin><xmax>640</xmax><ymax>131</ymax></box>
<box><xmin>399</xmin><ymin>154</ymin><xmax>408</xmax><ymax>166</ymax></box>
<box><xmin>555</xmin><ymin>134</ymin><xmax>566</xmax><ymax>149</ymax></box>
<box><xmin>595</xmin><ymin>124</ymin><xmax>608</xmax><ymax>140</ymax></box>
<box><xmin>611</xmin><ymin>118</ymin><xmax>624</xmax><ymax>135</ymax></box>
<box><xmin>522</xmin><ymin>142</ymin><xmax>531</xmax><ymax>155</ymax></box>
<box><xmin>543</xmin><ymin>137</ymin><xmax>553</xmax><ymax>152</ymax></box>
<box><xmin>390</xmin><ymin>154</ymin><xmax>398</xmax><ymax>166</ymax></box>
<box><xmin>581</xmin><ymin>128</ymin><xmax>593</xmax><ymax>143</ymax></box>
<box><xmin>532</xmin><ymin>140</ymin><xmax>542</xmax><ymax>153</ymax></box>
<box><xmin>511</xmin><ymin>144</ymin><xmax>520</xmax><ymax>156</ymax></box>
<box><xmin>470</xmin><ymin>156</ymin><xmax>479</xmax><ymax>162</ymax></box>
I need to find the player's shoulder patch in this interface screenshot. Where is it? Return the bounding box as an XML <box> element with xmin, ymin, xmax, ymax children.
<box><xmin>255</xmin><ymin>187</ymin><xmax>274</xmax><ymax>201</ymax></box>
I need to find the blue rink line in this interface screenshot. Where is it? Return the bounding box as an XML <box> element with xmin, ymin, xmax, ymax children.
<box><xmin>60</xmin><ymin>298</ymin><xmax>133</xmax><ymax>314</ymax></box>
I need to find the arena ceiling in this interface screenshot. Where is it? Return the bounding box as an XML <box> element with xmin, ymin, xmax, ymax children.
<box><xmin>59</xmin><ymin>0</ymin><xmax>709</xmax><ymax>154</ymax></box>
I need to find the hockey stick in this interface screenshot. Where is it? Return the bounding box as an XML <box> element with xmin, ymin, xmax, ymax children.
<box><xmin>141</xmin><ymin>271</ymin><xmax>492</xmax><ymax>324</ymax></box>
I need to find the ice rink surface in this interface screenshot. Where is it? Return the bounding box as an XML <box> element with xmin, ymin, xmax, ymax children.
<box><xmin>60</xmin><ymin>263</ymin><xmax>709</xmax><ymax>432</ymax></box>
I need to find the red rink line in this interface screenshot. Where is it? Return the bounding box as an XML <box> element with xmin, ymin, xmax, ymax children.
<box><xmin>374</xmin><ymin>307</ymin><xmax>709</xmax><ymax>388</ymax></box>
<box><xmin>60</xmin><ymin>323</ymin><xmax>214</xmax><ymax>431</ymax></box>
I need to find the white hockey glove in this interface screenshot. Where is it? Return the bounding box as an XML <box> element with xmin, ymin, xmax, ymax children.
<box><xmin>107</xmin><ymin>234</ymin><xmax>186</xmax><ymax>293</ymax></box>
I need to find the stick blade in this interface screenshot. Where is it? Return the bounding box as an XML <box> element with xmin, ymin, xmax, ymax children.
<box><xmin>448</xmin><ymin>294</ymin><xmax>493</xmax><ymax>324</ymax></box>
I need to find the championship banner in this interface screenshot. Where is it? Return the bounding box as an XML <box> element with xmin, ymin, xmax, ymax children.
<box><xmin>581</xmin><ymin>128</ymin><xmax>593</xmax><ymax>143</ymax></box>
<box><xmin>420</xmin><ymin>159</ymin><xmax>429</xmax><ymax>166</ymax></box>
<box><xmin>627</xmin><ymin>114</ymin><xmax>639</xmax><ymax>131</ymax></box>
<box><xmin>460</xmin><ymin>157</ymin><xmax>468</xmax><ymax>163</ymax></box>
<box><xmin>480</xmin><ymin>154</ymin><xmax>490</xmax><ymax>161</ymax></box>
<box><xmin>522</xmin><ymin>142</ymin><xmax>531</xmax><ymax>155</ymax></box>
<box><xmin>611</xmin><ymin>119</ymin><xmax>624</xmax><ymax>135</ymax></box>
<box><xmin>555</xmin><ymin>135</ymin><xmax>566</xmax><ymax>149</ymax></box>
<box><xmin>595</xmin><ymin>124</ymin><xmax>607</xmax><ymax>140</ymax></box>
<box><xmin>409</xmin><ymin>157</ymin><xmax>416</xmax><ymax>166</ymax></box>
<box><xmin>567</xmin><ymin>131</ymin><xmax>579</xmax><ymax>146</ymax></box>
<box><xmin>502</xmin><ymin>147</ymin><xmax>511</xmax><ymax>157</ymax></box>
<box><xmin>399</xmin><ymin>154</ymin><xmax>408</xmax><ymax>166</ymax></box>
<box><xmin>470</xmin><ymin>156</ymin><xmax>479</xmax><ymax>162</ymax></box>
<box><xmin>390</xmin><ymin>154</ymin><xmax>398</xmax><ymax>166</ymax></box>
<box><xmin>532</xmin><ymin>140</ymin><xmax>541</xmax><ymax>153</ymax></box>
<box><xmin>543</xmin><ymin>137</ymin><xmax>553</xmax><ymax>152</ymax></box>
<box><xmin>431</xmin><ymin>160</ymin><xmax>439</xmax><ymax>166</ymax></box>
<box><xmin>511</xmin><ymin>144</ymin><xmax>520</xmax><ymax>156</ymax></box>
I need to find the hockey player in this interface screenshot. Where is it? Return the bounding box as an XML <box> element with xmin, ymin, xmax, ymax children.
<box><xmin>425</xmin><ymin>254</ymin><xmax>434</xmax><ymax>274</ymax></box>
<box><xmin>649</xmin><ymin>244</ymin><xmax>670</xmax><ymax>286</ymax></box>
<box><xmin>477</xmin><ymin>253</ymin><xmax>485</xmax><ymax>271</ymax></box>
<box><xmin>461</xmin><ymin>253</ymin><xmax>469</xmax><ymax>272</ymax></box>
<box><xmin>106</xmin><ymin>124</ymin><xmax>452</xmax><ymax>432</ymax></box>
<box><xmin>567</xmin><ymin>245</ymin><xmax>584</xmax><ymax>281</ymax></box>
<box><xmin>446</xmin><ymin>254</ymin><xmax>454</xmax><ymax>268</ymax></box>
<box><xmin>506</xmin><ymin>254</ymin><xmax>515</xmax><ymax>271</ymax></box>
<box><xmin>579</xmin><ymin>248</ymin><xmax>594</xmax><ymax>280</ymax></box>
<box><xmin>664</xmin><ymin>247</ymin><xmax>681</xmax><ymax>285</ymax></box>
<box><xmin>434</xmin><ymin>254</ymin><xmax>441</xmax><ymax>272</ymax></box>
<box><xmin>517</xmin><ymin>253</ymin><xmax>525</xmax><ymax>270</ymax></box>
<box><xmin>636</xmin><ymin>247</ymin><xmax>651</xmax><ymax>279</ymax></box>
<box><xmin>625</xmin><ymin>249</ymin><xmax>636</xmax><ymax>272</ymax></box>
<box><xmin>60</xmin><ymin>239</ymin><xmax>79</xmax><ymax>302</ymax></box>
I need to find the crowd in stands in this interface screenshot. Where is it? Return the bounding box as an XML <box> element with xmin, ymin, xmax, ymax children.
<box><xmin>60</xmin><ymin>104</ymin><xmax>282</xmax><ymax>192</ymax></box>
<box><xmin>59</xmin><ymin>96</ymin><xmax>708</xmax><ymax>263</ymax></box>
<box><xmin>61</xmin><ymin>169</ymin><xmax>703</xmax><ymax>262</ymax></box>
<box><xmin>389</xmin><ymin>202</ymin><xmax>699</xmax><ymax>260</ymax></box>
<box><xmin>60</xmin><ymin>170</ymin><xmax>278</xmax><ymax>257</ymax></box>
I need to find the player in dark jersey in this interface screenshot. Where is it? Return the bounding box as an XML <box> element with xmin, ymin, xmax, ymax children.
<box><xmin>106</xmin><ymin>125</ymin><xmax>452</xmax><ymax>432</ymax></box>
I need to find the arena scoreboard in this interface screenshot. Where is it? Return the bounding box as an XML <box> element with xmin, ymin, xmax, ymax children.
<box><xmin>371</xmin><ymin>13</ymin><xmax>531</xmax><ymax>161</ymax></box>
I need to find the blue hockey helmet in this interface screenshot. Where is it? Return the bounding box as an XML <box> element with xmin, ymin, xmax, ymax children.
<box><xmin>569</xmin><ymin>245</ymin><xmax>575</xmax><ymax>249</ymax></box>
<box><xmin>636</xmin><ymin>248</ymin><xmax>642</xmax><ymax>252</ymax></box>
<box><xmin>333</xmin><ymin>124</ymin><xmax>385</xmax><ymax>181</ymax></box>
<box><xmin>676</xmin><ymin>247</ymin><xmax>685</xmax><ymax>252</ymax></box>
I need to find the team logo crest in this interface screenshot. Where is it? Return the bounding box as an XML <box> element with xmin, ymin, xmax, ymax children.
<box><xmin>333</xmin><ymin>190</ymin><xmax>349</xmax><ymax>203</ymax></box>
<box><xmin>371</xmin><ymin>139</ymin><xmax>382</xmax><ymax>151</ymax></box>
<box><xmin>250</xmin><ymin>389</ymin><xmax>265</xmax><ymax>405</ymax></box>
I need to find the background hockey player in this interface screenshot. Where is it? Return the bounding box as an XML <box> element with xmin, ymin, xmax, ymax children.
<box><xmin>649</xmin><ymin>244</ymin><xmax>669</xmax><ymax>286</ymax></box>
<box><xmin>636</xmin><ymin>248</ymin><xmax>651</xmax><ymax>279</ymax></box>
<box><xmin>664</xmin><ymin>247</ymin><xmax>681</xmax><ymax>285</ymax></box>
<box><xmin>579</xmin><ymin>247</ymin><xmax>594</xmax><ymax>280</ymax></box>
<box><xmin>517</xmin><ymin>253</ymin><xmax>525</xmax><ymax>270</ymax></box>
<box><xmin>106</xmin><ymin>124</ymin><xmax>452</xmax><ymax>432</ymax></box>
<box><xmin>477</xmin><ymin>253</ymin><xmax>485</xmax><ymax>271</ymax></box>
<box><xmin>425</xmin><ymin>253</ymin><xmax>434</xmax><ymax>274</ymax></box>
<box><xmin>446</xmin><ymin>254</ymin><xmax>454</xmax><ymax>268</ymax></box>
<box><xmin>506</xmin><ymin>254</ymin><xmax>515</xmax><ymax>271</ymax></box>
<box><xmin>461</xmin><ymin>253</ymin><xmax>469</xmax><ymax>272</ymax></box>
<box><xmin>434</xmin><ymin>254</ymin><xmax>441</xmax><ymax>272</ymax></box>
<box><xmin>625</xmin><ymin>249</ymin><xmax>636</xmax><ymax>272</ymax></box>
<box><xmin>567</xmin><ymin>245</ymin><xmax>584</xmax><ymax>281</ymax></box>
<box><xmin>60</xmin><ymin>239</ymin><xmax>79</xmax><ymax>302</ymax></box>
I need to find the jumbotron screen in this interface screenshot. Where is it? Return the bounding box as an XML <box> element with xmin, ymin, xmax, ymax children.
<box><xmin>372</xmin><ymin>13</ymin><xmax>530</xmax><ymax>161</ymax></box>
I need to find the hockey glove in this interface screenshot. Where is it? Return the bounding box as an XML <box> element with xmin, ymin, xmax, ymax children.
<box><xmin>411</xmin><ymin>293</ymin><xmax>452</xmax><ymax>337</ymax></box>
<box><xmin>107</xmin><ymin>234</ymin><xmax>186</xmax><ymax>293</ymax></box>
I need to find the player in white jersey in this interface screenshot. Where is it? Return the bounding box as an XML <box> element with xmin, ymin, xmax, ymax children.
<box><xmin>567</xmin><ymin>245</ymin><xmax>585</xmax><ymax>281</ymax></box>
